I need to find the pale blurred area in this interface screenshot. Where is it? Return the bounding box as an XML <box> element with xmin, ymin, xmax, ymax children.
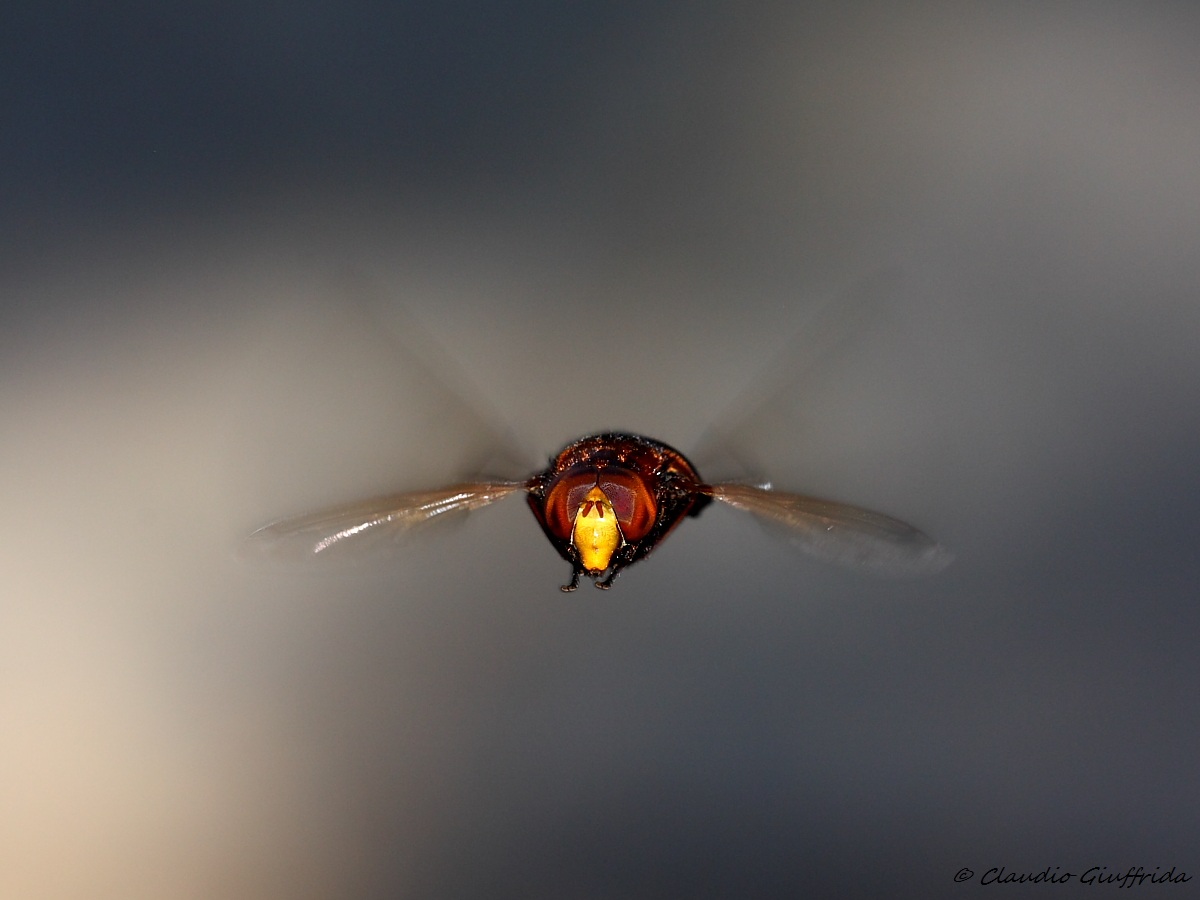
<box><xmin>3</xmin><ymin>3</ymin><xmax>1199</xmax><ymax>898</ymax></box>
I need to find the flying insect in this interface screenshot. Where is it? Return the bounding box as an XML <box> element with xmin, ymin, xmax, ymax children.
<box><xmin>249</xmin><ymin>431</ymin><xmax>950</xmax><ymax>591</ymax></box>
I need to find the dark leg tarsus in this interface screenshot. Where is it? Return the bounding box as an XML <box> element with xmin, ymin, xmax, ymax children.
<box><xmin>596</xmin><ymin>570</ymin><xmax>620</xmax><ymax>590</ymax></box>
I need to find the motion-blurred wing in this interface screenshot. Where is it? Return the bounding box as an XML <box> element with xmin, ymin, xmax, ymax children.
<box><xmin>707</xmin><ymin>482</ymin><xmax>951</xmax><ymax>576</ymax></box>
<box><xmin>246</xmin><ymin>481</ymin><xmax>526</xmax><ymax>559</ymax></box>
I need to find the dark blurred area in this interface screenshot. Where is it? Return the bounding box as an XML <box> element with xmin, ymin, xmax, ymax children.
<box><xmin>3</xmin><ymin>3</ymin><xmax>1199</xmax><ymax>898</ymax></box>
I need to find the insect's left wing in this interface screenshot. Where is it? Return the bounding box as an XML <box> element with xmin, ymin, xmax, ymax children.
<box><xmin>706</xmin><ymin>482</ymin><xmax>951</xmax><ymax>576</ymax></box>
<box><xmin>245</xmin><ymin>481</ymin><xmax>527</xmax><ymax>559</ymax></box>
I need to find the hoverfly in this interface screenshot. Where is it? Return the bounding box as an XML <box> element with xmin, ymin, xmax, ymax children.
<box><xmin>249</xmin><ymin>431</ymin><xmax>949</xmax><ymax>591</ymax></box>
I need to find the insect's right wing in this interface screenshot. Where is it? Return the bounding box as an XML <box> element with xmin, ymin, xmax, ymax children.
<box><xmin>245</xmin><ymin>481</ymin><xmax>527</xmax><ymax>560</ymax></box>
<box><xmin>706</xmin><ymin>482</ymin><xmax>952</xmax><ymax>576</ymax></box>
<box><xmin>691</xmin><ymin>268</ymin><xmax>897</xmax><ymax>482</ymax></box>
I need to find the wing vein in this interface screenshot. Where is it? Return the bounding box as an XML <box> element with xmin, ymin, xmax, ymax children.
<box><xmin>708</xmin><ymin>482</ymin><xmax>951</xmax><ymax>576</ymax></box>
<box><xmin>246</xmin><ymin>481</ymin><xmax>526</xmax><ymax>560</ymax></box>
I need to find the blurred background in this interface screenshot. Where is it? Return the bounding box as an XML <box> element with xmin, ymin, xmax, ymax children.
<box><xmin>2</xmin><ymin>2</ymin><xmax>1198</xmax><ymax>897</ymax></box>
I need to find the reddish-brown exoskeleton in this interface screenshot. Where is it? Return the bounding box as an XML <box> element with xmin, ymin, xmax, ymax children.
<box><xmin>250</xmin><ymin>432</ymin><xmax>950</xmax><ymax>591</ymax></box>
<box><xmin>525</xmin><ymin>433</ymin><xmax>711</xmax><ymax>590</ymax></box>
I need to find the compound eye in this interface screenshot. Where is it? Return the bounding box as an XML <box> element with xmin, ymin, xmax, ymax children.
<box><xmin>541</xmin><ymin>467</ymin><xmax>657</xmax><ymax>544</ymax></box>
<box><xmin>598</xmin><ymin>473</ymin><xmax>656</xmax><ymax>541</ymax></box>
<box><xmin>565</xmin><ymin>480</ymin><xmax>597</xmax><ymax>517</ymax></box>
<box><xmin>598</xmin><ymin>480</ymin><xmax>635</xmax><ymax>521</ymax></box>
<box><xmin>542</xmin><ymin>472</ymin><xmax>600</xmax><ymax>541</ymax></box>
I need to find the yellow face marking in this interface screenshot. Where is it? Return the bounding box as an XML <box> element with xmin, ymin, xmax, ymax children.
<box><xmin>572</xmin><ymin>485</ymin><xmax>624</xmax><ymax>573</ymax></box>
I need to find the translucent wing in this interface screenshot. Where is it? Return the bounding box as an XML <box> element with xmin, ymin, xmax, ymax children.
<box><xmin>707</xmin><ymin>482</ymin><xmax>951</xmax><ymax>576</ymax></box>
<box><xmin>691</xmin><ymin>268</ymin><xmax>898</xmax><ymax>483</ymax></box>
<box><xmin>245</xmin><ymin>481</ymin><xmax>526</xmax><ymax>560</ymax></box>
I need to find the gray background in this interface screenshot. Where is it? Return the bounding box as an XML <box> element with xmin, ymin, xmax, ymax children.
<box><xmin>2</xmin><ymin>3</ymin><xmax>1197</xmax><ymax>898</ymax></box>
